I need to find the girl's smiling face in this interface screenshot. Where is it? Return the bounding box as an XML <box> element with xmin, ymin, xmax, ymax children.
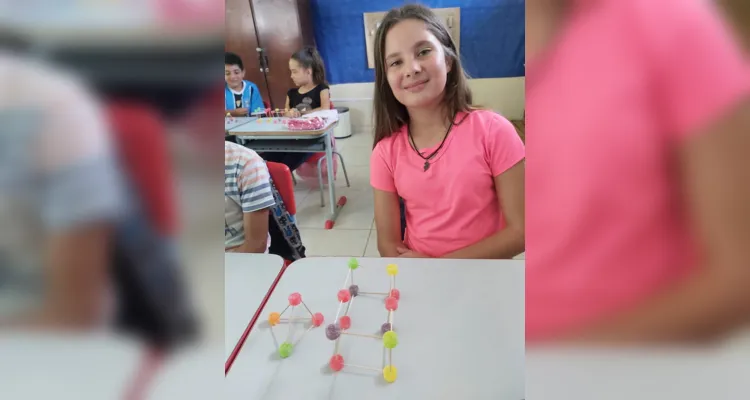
<box><xmin>384</xmin><ymin>19</ymin><xmax>452</xmax><ymax>109</ymax></box>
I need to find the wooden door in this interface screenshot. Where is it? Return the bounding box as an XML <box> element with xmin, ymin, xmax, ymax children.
<box><xmin>251</xmin><ymin>0</ymin><xmax>316</xmax><ymax>109</ymax></box>
<box><xmin>225</xmin><ymin>0</ymin><xmax>271</xmax><ymax>103</ymax></box>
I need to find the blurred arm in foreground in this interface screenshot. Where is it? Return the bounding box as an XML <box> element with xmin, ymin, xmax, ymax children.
<box><xmin>526</xmin><ymin>0</ymin><xmax>750</xmax><ymax>344</ymax></box>
<box><xmin>0</xmin><ymin>51</ymin><xmax>125</xmax><ymax>330</ymax></box>
<box><xmin>573</xmin><ymin>101</ymin><xmax>750</xmax><ymax>344</ymax></box>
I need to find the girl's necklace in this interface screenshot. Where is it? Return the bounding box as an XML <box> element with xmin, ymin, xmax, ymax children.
<box><xmin>407</xmin><ymin>116</ymin><xmax>455</xmax><ymax>172</ymax></box>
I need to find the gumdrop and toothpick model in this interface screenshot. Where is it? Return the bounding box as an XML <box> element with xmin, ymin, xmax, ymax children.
<box><xmin>267</xmin><ymin>293</ymin><xmax>324</xmax><ymax>358</ymax></box>
<box><xmin>327</xmin><ymin>258</ymin><xmax>401</xmax><ymax>383</ymax></box>
<box><xmin>252</xmin><ymin>108</ymin><xmax>289</xmax><ymax>123</ymax></box>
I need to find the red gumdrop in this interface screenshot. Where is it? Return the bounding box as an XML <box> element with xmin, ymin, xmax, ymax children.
<box><xmin>339</xmin><ymin>316</ymin><xmax>351</xmax><ymax>330</ymax></box>
<box><xmin>385</xmin><ymin>296</ymin><xmax>399</xmax><ymax>311</ymax></box>
<box><xmin>337</xmin><ymin>289</ymin><xmax>351</xmax><ymax>303</ymax></box>
<box><xmin>312</xmin><ymin>312</ymin><xmax>324</xmax><ymax>327</ymax></box>
<box><xmin>329</xmin><ymin>354</ymin><xmax>344</xmax><ymax>372</ymax></box>
<box><xmin>390</xmin><ymin>289</ymin><xmax>401</xmax><ymax>300</ymax></box>
<box><xmin>288</xmin><ymin>292</ymin><xmax>302</xmax><ymax>306</ymax></box>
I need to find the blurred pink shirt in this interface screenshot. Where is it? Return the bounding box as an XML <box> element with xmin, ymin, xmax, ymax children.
<box><xmin>526</xmin><ymin>0</ymin><xmax>749</xmax><ymax>340</ymax></box>
<box><xmin>371</xmin><ymin>110</ymin><xmax>525</xmax><ymax>257</ymax></box>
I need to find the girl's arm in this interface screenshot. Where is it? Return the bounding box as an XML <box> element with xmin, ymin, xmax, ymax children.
<box><xmin>284</xmin><ymin>96</ymin><xmax>300</xmax><ymax>117</ymax></box>
<box><xmin>567</xmin><ymin>101</ymin><xmax>750</xmax><ymax>344</ymax></box>
<box><xmin>441</xmin><ymin>161</ymin><xmax>525</xmax><ymax>259</ymax></box>
<box><xmin>228</xmin><ymin>209</ymin><xmax>270</xmax><ymax>253</ymax></box>
<box><xmin>374</xmin><ymin>189</ymin><xmax>404</xmax><ymax>257</ymax></box>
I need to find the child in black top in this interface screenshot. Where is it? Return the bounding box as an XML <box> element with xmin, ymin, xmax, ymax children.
<box><xmin>285</xmin><ymin>47</ymin><xmax>331</xmax><ymax>117</ymax></box>
<box><xmin>261</xmin><ymin>47</ymin><xmax>331</xmax><ymax>171</ymax></box>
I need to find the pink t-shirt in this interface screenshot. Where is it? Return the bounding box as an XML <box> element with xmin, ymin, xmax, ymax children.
<box><xmin>370</xmin><ymin>110</ymin><xmax>525</xmax><ymax>257</ymax></box>
<box><xmin>526</xmin><ymin>0</ymin><xmax>749</xmax><ymax>340</ymax></box>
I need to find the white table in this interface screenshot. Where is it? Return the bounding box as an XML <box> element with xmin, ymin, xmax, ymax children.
<box><xmin>229</xmin><ymin>118</ymin><xmax>345</xmax><ymax>229</ymax></box>
<box><xmin>226</xmin><ymin>257</ymin><xmax>525</xmax><ymax>400</ymax></box>
<box><xmin>145</xmin><ymin>343</ymin><xmax>224</xmax><ymax>400</ymax></box>
<box><xmin>225</xmin><ymin>253</ymin><xmax>285</xmax><ymax>362</ymax></box>
<box><xmin>225</xmin><ymin>116</ymin><xmax>257</xmax><ymax>132</ymax></box>
<box><xmin>526</xmin><ymin>344</ymin><xmax>750</xmax><ymax>400</ymax></box>
<box><xmin>0</xmin><ymin>332</ymin><xmax>145</xmax><ymax>399</ymax></box>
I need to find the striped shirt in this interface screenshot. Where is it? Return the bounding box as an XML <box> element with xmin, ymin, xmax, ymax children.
<box><xmin>224</xmin><ymin>142</ymin><xmax>275</xmax><ymax>250</ymax></box>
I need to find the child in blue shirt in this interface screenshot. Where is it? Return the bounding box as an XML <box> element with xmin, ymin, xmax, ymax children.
<box><xmin>225</xmin><ymin>52</ymin><xmax>264</xmax><ymax>116</ymax></box>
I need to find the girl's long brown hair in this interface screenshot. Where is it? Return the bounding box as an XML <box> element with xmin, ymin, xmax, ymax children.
<box><xmin>372</xmin><ymin>4</ymin><xmax>475</xmax><ymax>148</ymax></box>
<box><xmin>291</xmin><ymin>46</ymin><xmax>329</xmax><ymax>86</ymax></box>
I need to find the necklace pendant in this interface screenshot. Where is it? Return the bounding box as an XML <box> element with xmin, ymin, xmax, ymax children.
<box><xmin>423</xmin><ymin>161</ymin><xmax>430</xmax><ymax>171</ymax></box>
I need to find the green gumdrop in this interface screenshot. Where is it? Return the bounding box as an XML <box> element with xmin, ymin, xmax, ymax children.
<box><xmin>383</xmin><ymin>331</ymin><xmax>398</xmax><ymax>349</ymax></box>
<box><xmin>348</xmin><ymin>258</ymin><xmax>359</xmax><ymax>270</ymax></box>
<box><xmin>278</xmin><ymin>342</ymin><xmax>294</xmax><ymax>358</ymax></box>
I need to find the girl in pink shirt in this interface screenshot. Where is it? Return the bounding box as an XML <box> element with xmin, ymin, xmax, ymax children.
<box><xmin>369</xmin><ymin>4</ymin><xmax>525</xmax><ymax>259</ymax></box>
<box><xmin>526</xmin><ymin>0</ymin><xmax>750</xmax><ymax>343</ymax></box>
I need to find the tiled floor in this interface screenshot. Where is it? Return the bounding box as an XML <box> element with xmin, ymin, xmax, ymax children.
<box><xmin>291</xmin><ymin>131</ymin><xmax>525</xmax><ymax>260</ymax></box>
<box><xmin>292</xmin><ymin>131</ymin><xmax>380</xmax><ymax>257</ymax></box>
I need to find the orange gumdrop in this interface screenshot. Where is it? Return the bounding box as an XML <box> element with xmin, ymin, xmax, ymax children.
<box><xmin>268</xmin><ymin>312</ymin><xmax>281</xmax><ymax>326</ymax></box>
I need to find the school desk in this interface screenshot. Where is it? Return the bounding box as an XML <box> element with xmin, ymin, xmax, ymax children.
<box><xmin>225</xmin><ymin>253</ymin><xmax>285</xmax><ymax>365</ymax></box>
<box><xmin>0</xmin><ymin>333</ymin><xmax>144</xmax><ymax>398</ymax></box>
<box><xmin>225</xmin><ymin>257</ymin><xmax>526</xmax><ymax>400</ymax></box>
<box><xmin>228</xmin><ymin>117</ymin><xmax>344</xmax><ymax>229</ymax></box>
<box><xmin>225</xmin><ymin>116</ymin><xmax>257</xmax><ymax>132</ymax></box>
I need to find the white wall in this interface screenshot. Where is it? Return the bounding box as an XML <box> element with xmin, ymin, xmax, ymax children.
<box><xmin>330</xmin><ymin>77</ymin><xmax>525</xmax><ymax>136</ymax></box>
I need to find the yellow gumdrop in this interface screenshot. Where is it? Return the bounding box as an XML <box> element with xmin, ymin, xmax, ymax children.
<box><xmin>386</xmin><ymin>263</ymin><xmax>399</xmax><ymax>276</ymax></box>
<box><xmin>268</xmin><ymin>312</ymin><xmax>280</xmax><ymax>326</ymax></box>
<box><xmin>383</xmin><ymin>365</ymin><xmax>398</xmax><ymax>383</ymax></box>
<box><xmin>383</xmin><ymin>330</ymin><xmax>398</xmax><ymax>349</ymax></box>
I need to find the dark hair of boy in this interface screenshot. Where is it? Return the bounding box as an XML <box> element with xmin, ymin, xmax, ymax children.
<box><xmin>225</xmin><ymin>52</ymin><xmax>244</xmax><ymax>70</ymax></box>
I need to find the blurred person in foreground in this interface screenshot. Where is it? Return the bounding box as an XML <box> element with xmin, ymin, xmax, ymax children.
<box><xmin>0</xmin><ymin>35</ymin><xmax>196</xmax><ymax>348</ymax></box>
<box><xmin>0</xmin><ymin>42</ymin><xmax>126</xmax><ymax>330</ymax></box>
<box><xmin>526</xmin><ymin>0</ymin><xmax>750</xmax><ymax>344</ymax></box>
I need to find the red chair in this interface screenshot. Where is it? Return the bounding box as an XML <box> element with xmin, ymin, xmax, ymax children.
<box><xmin>266</xmin><ymin>162</ymin><xmax>296</xmax><ymax>266</ymax></box>
<box><xmin>107</xmin><ymin>100</ymin><xmax>178</xmax><ymax>236</ymax></box>
<box><xmin>266</xmin><ymin>162</ymin><xmax>296</xmax><ymax>215</ymax></box>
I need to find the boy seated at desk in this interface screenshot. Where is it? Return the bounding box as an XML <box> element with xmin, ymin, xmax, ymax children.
<box><xmin>225</xmin><ymin>52</ymin><xmax>264</xmax><ymax>117</ymax></box>
<box><xmin>225</xmin><ymin>141</ymin><xmax>273</xmax><ymax>253</ymax></box>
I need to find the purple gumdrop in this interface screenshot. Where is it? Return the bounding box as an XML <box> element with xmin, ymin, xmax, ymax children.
<box><xmin>325</xmin><ymin>323</ymin><xmax>341</xmax><ymax>340</ymax></box>
<box><xmin>349</xmin><ymin>284</ymin><xmax>360</xmax><ymax>297</ymax></box>
<box><xmin>381</xmin><ymin>322</ymin><xmax>392</xmax><ymax>334</ymax></box>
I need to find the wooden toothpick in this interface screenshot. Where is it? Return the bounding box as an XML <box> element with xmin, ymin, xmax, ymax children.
<box><xmin>389</xmin><ymin>348</ymin><xmax>393</xmax><ymax>372</ymax></box>
<box><xmin>270</xmin><ymin>326</ymin><xmax>279</xmax><ymax>349</ymax></box>
<box><xmin>285</xmin><ymin>306</ymin><xmax>296</xmax><ymax>343</ymax></box>
<box><xmin>293</xmin><ymin>324</ymin><xmax>315</xmax><ymax>346</ymax></box>
<box><xmin>345</xmin><ymin>364</ymin><xmax>380</xmax><ymax>372</ymax></box>
<box><xmin>341</xmin><ymin>331</ymin><xmax>380</xmax><ymax>339</ymax></box>
<box><xmin>301</xmin><ymin>300</ymin><xmax>314</xmax><ymax>317</ymax></box>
